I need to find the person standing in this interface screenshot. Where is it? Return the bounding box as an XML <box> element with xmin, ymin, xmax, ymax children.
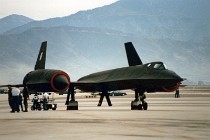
<box><xmin>175</xmin><ymin>89</ymin><xmax>180</xmax><ymax>98</ymax></box>
<box><xmin>22</xmin><ymin>87</ymin><xmax>29</xmax><ymax>112</ymax></box>
<box><xmin>11</xmin><ymin>86</ymin><xmax>20</xmax><ymax>113</ymax></box>
<box><xmin>7</xmin><ymin>85</ymin><xmax>13</xmax><ymax>111</ymax></box>
<box><xmin>43</xmin><ymin>92</ymin><xmax>49</xmax><ymax>110</ymax></box>
<box><xmin>32</xmin><ymin>93</ymin><xmax>39</xmax><ymax>110</ymax></box>
<box><xmin>19</xmin><ymin>93</ymin><xmax>24</xmax><ymax>112</ymax></box>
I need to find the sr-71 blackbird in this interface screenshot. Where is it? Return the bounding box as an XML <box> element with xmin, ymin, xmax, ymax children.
<box><xmin>1</xmin><ymin>41</ymin><xmax>184</xmax><ymax>110</ymax></box>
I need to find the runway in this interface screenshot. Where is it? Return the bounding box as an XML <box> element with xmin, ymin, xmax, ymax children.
<box><xmin>0</xmin><ymin>90</ymin><xmax>210</xmax><ymax>140</ymax></box>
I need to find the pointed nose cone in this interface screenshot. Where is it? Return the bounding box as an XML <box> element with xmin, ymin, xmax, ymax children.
<box><xmin>51</xmin><ymin>72</ymin><xmax>70</xmax><ymax>92</ymax></box>
<box><xmin>175</xmin><ymin>74</ymin><xmax>185</xmax><ymax>82</ymax></box>
<box><xmin>168</xmin><ymin>70</ymin><xmax>184</xmax><ymax>82</ymax></box>
<box><xmin>175</xmin><ymin>74</ymin><xmax>184</xmax><ymax>82</ymax></box>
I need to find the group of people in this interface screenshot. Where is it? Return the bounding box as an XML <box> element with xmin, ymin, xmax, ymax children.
<box><xmin>32</xmin><ymin>92</ymin><xmax>49</xmax><ymax>110</ymax></box>
<box><xmin>8</xmin><ymin>85</ymin><xmax>50</xmax><ymax>113</ymax></box>
<box><xmin>8</xmin><ymin>85</ymin><xmax>29</xmax><ymax>113</ymax></box>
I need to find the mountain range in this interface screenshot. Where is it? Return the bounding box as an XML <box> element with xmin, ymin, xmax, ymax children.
<box><xmin>0</xmin><ymin>14</ymin><xmax>34</xmax><ymax>34</ymax></box>
<box><xmin>0</xmin><ymin>0</ymin><xmax>210</xmax><ymax>85</ymax></box>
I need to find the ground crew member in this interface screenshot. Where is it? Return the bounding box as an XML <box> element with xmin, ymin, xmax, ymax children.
<box><xmin>19</xmin><ymin>93</ymin><xmax>24</xmax><ymax>111</ymax></box>
<box><xmin>43</xmin><ymin>92</ymin><xmax>49</xmax><ymax>110</ymax></box>
<box><xmin>32</xmin><ymin>93</ymin><xmax>39</xmax><ymax>110</ymax></box>
<box><xmin>11</xmin><ymin>86</ymin><xmax>20</xmax><ymax>113</ymax></box>
<box><xmin>23</xmin><ymin>87</ymin><xmax>29</xmax><ymax>112</ymax></box>
<box><xmin>175</xmin><ymin>89</ymin><xmax>180</xmax><ymax>98</ymax></box>
<box><xmin>7</xmin><ymin>85</ymin><xmax>13</xmax><ymax>111</ymax></box>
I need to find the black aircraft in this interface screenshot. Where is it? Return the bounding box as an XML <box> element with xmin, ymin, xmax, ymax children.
<box><xmin>66</xmin><ymin>42</ymin><xmax>184</xmax><ymax>110</ymax></box>
<box><xmin>0</xmin><ymin>41</ymin><xmax>70</xmax><ymax>93</ymax></box>
<box><xmin>1</xmin><ymin>41</ymin><xmax>184</xmax><ymax>110</ymax></box>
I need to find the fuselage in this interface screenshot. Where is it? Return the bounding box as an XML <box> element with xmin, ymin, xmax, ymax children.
<box><xmin>77</xmin><ymin>62</ymin><xmax>183</xmax><ymax>92</ymax></box>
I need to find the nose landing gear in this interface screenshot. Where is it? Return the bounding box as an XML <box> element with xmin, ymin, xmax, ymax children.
<box><xmin>131</xmin><ymin>89</ymin><xmax>148</xmax><ymax>110</ymax></box>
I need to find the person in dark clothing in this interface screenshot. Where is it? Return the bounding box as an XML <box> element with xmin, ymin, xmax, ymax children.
<box><xmin>7</xmin><ymin>85</ymin><xmax>13</xmax><ymax>111</ymax></box>
<box><xmin>22</xmin><ymin>87</ymin><xmax>29</xmax><ymax>112</ymax></box>
<box><xmin>175</xmin><ymin>89</ymin><xmax>180</xmax><ymax>98</ymax></box>
<box><xmin>19</xmin><ymin>93</ymin><xmax>24</xmax><ymax>112</ymax></box>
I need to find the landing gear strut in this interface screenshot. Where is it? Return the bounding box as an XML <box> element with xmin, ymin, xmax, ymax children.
<box><xmin>98</xmin><ymin>91</ymin><xmax>112</xmax><ymax>106</ymax></box>
<box><xmin>131</xmin><ymin>89</ymin><xmax>148</xmax><ymax>110</ymax></box>
<box><xmin>66</xmin><ymin>84</ymin><xmax>78</xmax><ymax>110</ymax></box>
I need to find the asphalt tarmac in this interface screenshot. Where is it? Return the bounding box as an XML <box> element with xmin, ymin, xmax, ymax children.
<box><xmin>0</xmin><ymin>90</ymin><xmax>210</xmax><ymax>140</ymax></box>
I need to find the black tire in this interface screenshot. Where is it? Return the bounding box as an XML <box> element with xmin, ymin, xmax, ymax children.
<box><xmin>131</xmin><ymin>101</ymin><xmax>141</xmax><ymax>110</ymax></box>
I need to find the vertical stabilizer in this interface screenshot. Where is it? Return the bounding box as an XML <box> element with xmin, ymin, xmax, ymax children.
<box><xmin>34</xmin><ymin>41</ymin><xmax>47</xmax><ymax>70</ymax></box>
<box><xmin>124</xmin><ymin>42</ymin><xmax>143</xmax><ymax>66</ymax></box>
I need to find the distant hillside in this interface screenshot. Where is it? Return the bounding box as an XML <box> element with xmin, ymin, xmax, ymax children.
<box><xmin>0</xmin><ymin>0</ymin><xmax>210</xmax><ymax>85</ymax></box>
<box><xmin>4</xmin><ymin>0</ymin><xmax>210</xmax><ymax>42</ymax></box>
<box><xmin>0</xmin><ymin>14</ymin><xmax>34</xmax><ymax>34</ymax></box>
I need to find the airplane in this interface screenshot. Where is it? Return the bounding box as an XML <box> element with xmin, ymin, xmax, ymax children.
<box><xmin>67</xmin><ymin>42</ymin><xmax>184</xmax><ymax>110</ymax></box>
<box><xmin>1</xmin><ymin>41</ymin><xmax>184</xmax><ymax>111</ymax></box>
<box><xmin>0</xmin><ymin>41</ymin><xmax>70</xmax><ymax>93</ymax></box>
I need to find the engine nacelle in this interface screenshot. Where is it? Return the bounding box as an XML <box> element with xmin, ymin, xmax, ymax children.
<box><xmin>23</xmin><ymin>69</ymin><xmax>70</xmax><ymax>92</ymax></box>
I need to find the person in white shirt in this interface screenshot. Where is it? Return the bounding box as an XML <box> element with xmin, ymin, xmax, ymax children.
<box><xmin>43</xmin><ymin>92</ymin><xmax>49</xmax><ymax>110</ymax></box>
<box><xmin>11</xmin><ymin>87</ymin><xmax>20</xmax><ymax>113</ymax></box>
<box><xmin>32</xmin><ymin>93</ymin><xmax>39</xmax><ymax>110</ymax></box>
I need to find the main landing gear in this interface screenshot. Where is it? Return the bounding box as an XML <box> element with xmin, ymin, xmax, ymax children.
<box><xmin>131</xmin><ymin>89</ymin><xmax>148</xmax><ymax>110</ymax></box>
<box><xmin>66</xmin><ymin>85</ymin><xmax>78</xmax><ymax>110</ymax></box>
<box><xmin>97</xmin><ymin>91</ymin><xmax>112</xmax><ymax>107</ymax></box>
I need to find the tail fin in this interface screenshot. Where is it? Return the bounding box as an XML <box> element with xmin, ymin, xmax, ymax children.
<box><xmin>124</xmin><ymin>42</ymin><xmax>143</xmax><ymax>66</ymax></box>
<box><xmin>34</xmin><ymin>41</ymin><xmax>47</xmax><ymax>70</ymax></box>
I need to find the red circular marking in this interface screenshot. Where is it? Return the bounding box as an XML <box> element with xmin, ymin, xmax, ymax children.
<box><xmin>163</xmin><ymin>82</ymin><xmax>181</xmax><ymax>92</ymax></box>
<box><xmin>50</xmin><ymin>71</ymin><xmax>70</xmax><ymax>92</ymax></box>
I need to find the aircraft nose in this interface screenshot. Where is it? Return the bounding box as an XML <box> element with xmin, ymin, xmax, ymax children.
<box><xmin>162</xmin><ymin>71</ymin><xmax>185</xmax><ymax>92</ymax></box>
<box><xmin>175</xmin><ymin>74</ymin><xmax>183</xmax><ymax>82</ymax></box>
<box><xmin>167</xmin><ymin>70</ymin><xmax>184</xmax><ymax>82</ymax></box>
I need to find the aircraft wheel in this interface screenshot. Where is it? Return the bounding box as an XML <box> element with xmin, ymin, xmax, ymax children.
<box><xmin>131</xmin><ymin>101</ymin><xmax>142</xmax><ymax>110</ymax></box>
<box><xmin>142</xmin><ymin>102</ymin><xmax>148</xmax><ymax>110</ymax></box>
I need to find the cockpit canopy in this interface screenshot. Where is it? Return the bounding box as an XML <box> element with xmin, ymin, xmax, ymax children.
<box><xmin>146</xmin><ymin>62</ymin><xmax>167</xmax><ymax>70</ymax></box>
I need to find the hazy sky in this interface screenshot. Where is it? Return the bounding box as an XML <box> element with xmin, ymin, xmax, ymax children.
<box><xmin>0</xmin><ymin>0</ymin><xmax>118</xmax><ymax>20</ymax></box>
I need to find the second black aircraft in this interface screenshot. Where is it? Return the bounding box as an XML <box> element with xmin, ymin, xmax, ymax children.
<box><xmin>67</xmin><ymin>42</ymin><xmax>184</xmax><ymax>110</ymax></box>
